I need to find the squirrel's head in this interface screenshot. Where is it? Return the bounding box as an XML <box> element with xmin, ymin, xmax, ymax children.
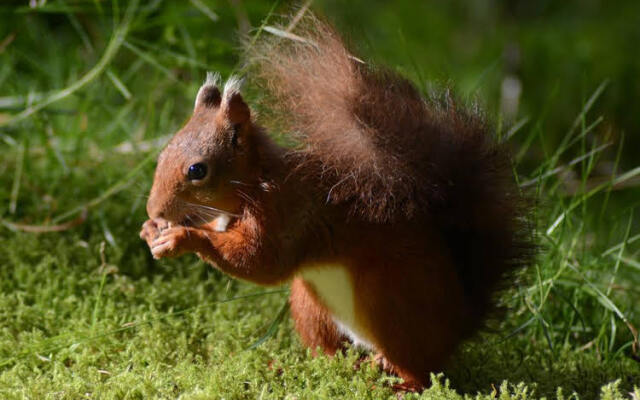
<box><xmin>146</xmin><ymin>73</ymin><xmax>255</xmax><ymax>226</ymax></box>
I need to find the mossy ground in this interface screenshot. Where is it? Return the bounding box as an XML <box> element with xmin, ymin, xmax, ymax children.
<box><xmin>1</xmin><ymin>230</ymin><xmax>638</xmax><ymax>399</ymax></box>
<box><xmin>1</xmin><ymin>1</ymin><xmax>639</xmax><ymax>399</ymax></box>
<box><xmin>1</xmin><ymin>228</ymin><xmax>639</xmax><ymax>398</ymax></box>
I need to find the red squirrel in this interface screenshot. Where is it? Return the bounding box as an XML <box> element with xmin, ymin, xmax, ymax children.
<box><xmin>139</xmin><ymin>15</ymin><xmax>532</xmax><ymax>391</ymax></box>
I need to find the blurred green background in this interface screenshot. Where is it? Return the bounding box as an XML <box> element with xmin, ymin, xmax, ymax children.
<box><xmin>2</xmin><ymin>0</ymin><xmax>639</xmax><ymax>165</ymax></box>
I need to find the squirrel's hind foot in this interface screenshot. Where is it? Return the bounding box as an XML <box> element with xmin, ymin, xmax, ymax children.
<box><xmin>371</xmin><ymin>353</ymin><xmax>427</xmax><ymax>393</ymax></box>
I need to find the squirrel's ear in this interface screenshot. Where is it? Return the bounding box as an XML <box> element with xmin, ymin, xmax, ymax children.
<box><xmin>194</xmin><ymin>72</ymin><xmax>222</xmax><ymax>109</ymax></box>
<box><xmin>221</xmin><ymin>76</ymin><xmax>250</xmax><ymax>125</ymax></box>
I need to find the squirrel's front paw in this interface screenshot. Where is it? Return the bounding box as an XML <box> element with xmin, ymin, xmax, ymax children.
<box><xmin>149</xmin><ymin>226</ymin><xmax>191</xmax><ymax>259</ymax></box>
<box><xmin>140</xmin><ymin>218</ymin><xmax>171</xmax><ymax>244</ymax></box>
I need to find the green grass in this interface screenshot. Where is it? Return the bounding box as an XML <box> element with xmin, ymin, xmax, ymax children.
<box><xmin>1</xmin><ymin>1</ymin><xmax>639</xmax><ymax>398</ymax></box>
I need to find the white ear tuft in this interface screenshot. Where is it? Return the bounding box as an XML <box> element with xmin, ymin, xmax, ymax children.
<box><xmin>205</xmin><ymin>71</ymin><xmax>221</xmax><ymax>87</ymax></box>
<box><xmin>222</xmin><ymin>75</ymin><xmax>245</xmax><ymax>104</ymax></box>
<box><xmin>220</xmin><ymin>75</ymin><xmax>250</xmax><ymax>124</ymax></box>
<box><xmin>194</xmin><ymin>71</ymin><xmax>222</xmax><ymax>109</ymax></box>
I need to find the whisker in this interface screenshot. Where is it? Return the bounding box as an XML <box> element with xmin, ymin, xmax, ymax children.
<box><xmin>185</xmin><ymin>202</ymin><xmax>240</xmax><ymax>217</ymax></box>
<box><xmin>193</xmin><ymin>211</ymin><xmax>213</xmax><ymax>225</ymax></box>
<box><xmin>229</xmin><ymin>180</ymin><xmax>254</xmax><ymax>187</ymax></box>
<box><xmin>236</xmin><ymin>189</ymin><xmax>257</xmax><ymax>207</ymax></box>
<box><xmin>191</xmin><ymin>209</ymin><xmax>218</xmax><ymax>226</ymax></box>
<box><xmin>183</xmin><ymin>201</ymin><xmax>242</xmax><ymax>217</ymax></box>
<box><xmin>185</xmin><ymin>207</ymin><xmax>222</xmax><ymax>220</ymax></box>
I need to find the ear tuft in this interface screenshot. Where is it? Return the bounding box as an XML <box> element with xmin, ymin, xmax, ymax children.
<box><xmin>222</xmin><ymin>76</ymin><xmax>250</xmax><ymax>124</ymax></box>
<box><xmin>194</xmin><ymin>72</ymin><xmax>222</xmax><ymax>109</ymax></box>
<box><xmin>205</xmin><ymin>71</ymin><xmax>221</xmax><ymax>87</ymax></box>
<box><xmin>222</xmin><ymin>76</ymin><xmax>245</xmax><ymax>104</ymax></box>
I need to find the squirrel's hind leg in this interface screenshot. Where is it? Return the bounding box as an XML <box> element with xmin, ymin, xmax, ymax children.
<box><xmin>290</xmin><ymin>277</ymin><xmax>348</xmax><ymax>356</ymax></box>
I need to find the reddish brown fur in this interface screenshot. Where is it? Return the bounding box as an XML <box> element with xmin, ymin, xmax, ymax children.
<box><xmin>289</xmin><ymin>278</ymin><xmax>347</xmax><ymax>356</ymax></box>
<box><xmin>140</xmin><ymin>14</ymin><xmax>533</xmax><ymax>391</ymax></box>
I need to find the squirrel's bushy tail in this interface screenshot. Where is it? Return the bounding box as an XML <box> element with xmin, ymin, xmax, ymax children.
<box><xmin>246</xmin><ymin>14</ymin><xmax>533</xmax><ymax>329</ymax></box>
<box><xmin>246</xmin><ymin>15</ymin><xmax>434</xmax><ymax>222</ymax></box>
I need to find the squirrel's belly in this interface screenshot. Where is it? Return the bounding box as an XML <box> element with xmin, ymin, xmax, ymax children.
<box><xmin>299</xmin><ymin>265</ymin><xmax>374</xmax><ymax>350</ymax></box>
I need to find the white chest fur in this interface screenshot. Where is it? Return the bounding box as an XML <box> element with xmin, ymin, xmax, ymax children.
<box><xmin>300</xmin><ymin>265</ymin><xmax>374</xmax><ymax>350</ymax></box>
<box><xmin>212</xmin><ymin>214</ymin><xmax>231</xmax><ymax>232</ymax></box>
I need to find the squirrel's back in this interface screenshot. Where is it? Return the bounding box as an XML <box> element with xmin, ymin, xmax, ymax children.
<box><xmin>247</xmin><ymin>15</ymin><xmax>533</xmax><ymax>330</ymax></box>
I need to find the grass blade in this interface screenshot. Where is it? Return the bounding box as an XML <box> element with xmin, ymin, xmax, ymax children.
<box><xmin>189</xmin><ymin>0</ymin><xmax>219</xmax><ymax>22</ymax></box>
<box><xmin>0</xmin><ymin>0</ymin><xmax>140</xmax><ymax>128</ymax></box>
<box><xmin>247</xmin><ymin>298</ymin><xmax>289</xmax><ymax>350</ymax></box>
<box><xmin>9</xmin><ymin>141</ymin><xmax>25</xmax><ymax>214</ymax></box>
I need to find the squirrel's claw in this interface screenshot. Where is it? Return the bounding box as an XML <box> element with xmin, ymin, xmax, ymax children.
<box><xmin>139</xmin><ymin>219</ymin><xmax>158</xmax><ymax>241</ymax></box>
<box><xmin>140</xmin><ymin>218</ymin><xmax>172</xmax><ymax>242</ymax></box>
<box><xmin>150</xmin><ymin>226</ymin><xmax>190</xmax><ymax>259</ymax></box>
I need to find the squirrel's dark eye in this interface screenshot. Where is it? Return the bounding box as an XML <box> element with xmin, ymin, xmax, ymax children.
<box><xmin>187</xmin><ymin>163</ymin><xmax>208</xmax><ymax>181</ymax></box>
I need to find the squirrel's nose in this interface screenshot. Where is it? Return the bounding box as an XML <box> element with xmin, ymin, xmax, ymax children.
<box><xmin>146</xmin><ymin>196</ymin><xmax>164</xmax><ymax>220</ymax></box>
